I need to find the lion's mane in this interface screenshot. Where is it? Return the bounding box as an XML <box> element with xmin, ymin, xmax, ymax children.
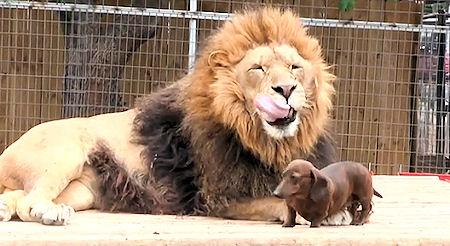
<box><xmin>131</xmin><ymin>7</ymin><xmax>337</xmax><ymax>215</ymax></box>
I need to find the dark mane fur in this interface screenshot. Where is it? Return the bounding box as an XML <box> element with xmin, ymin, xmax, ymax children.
<box><xmin>88</xmin><ymin>142</ymin><xmax>170</xmax><ymax>214</ymax></box>
<box><xmin>89</xmin><ymin>83</ymin><xmax>336</xmax><ymax>215</ymax></box>
<box><xmin>183</xmin><ymin>117</ymin><xmax>337</xmax><ymax>214</ymax></box>
<box><xmin>306</xmin><ymin>134</ymin><xmax>337</xmax><ymax>169</ymax></box>
<box><xmin>132</xmin><ymin>85</ymin><xmax>203</xmax><ymax>214</ymax></box>
<box><xmin>131</xmin><ymin>84</ymin><xmax>283</xmax><ymax>214</ymax></box>
<box><xmin>196</xmin><ymin>126</ymin><xmax>281</xmax><ymax>213</ymax></box>
<box><xmin>89</xmin><ymin>6</ymin><xmax>339</xmax><ymax>215</ymax></box>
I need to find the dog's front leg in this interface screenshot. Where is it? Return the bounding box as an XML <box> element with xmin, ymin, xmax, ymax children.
<box><xmin>282</xmin><ymin>204</ymin><xmax>297</xmax><ymax>227</ymax></box>
<box><xmin>310</xmin><ymin>213</ymin><xmax>328</xmax><ymax>228</ymax></box>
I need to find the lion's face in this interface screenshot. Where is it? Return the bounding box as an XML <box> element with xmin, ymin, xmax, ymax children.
<box><xmin>235</xmin><ymin>44</ymin><xmax>317</xmax><ymax>139</ymax></box>
<box><xmin>186</xmin><ymin>7</ymin><xmax>335</xmax><ymax>165</ymax></box>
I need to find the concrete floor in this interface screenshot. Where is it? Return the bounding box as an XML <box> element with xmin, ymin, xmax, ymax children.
<box><xmin>1</xmin><ymin>176</ymin><xmax>450</xmax><ymax>245</ymax></box>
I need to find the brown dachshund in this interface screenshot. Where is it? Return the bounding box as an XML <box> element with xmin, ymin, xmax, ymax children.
<box><xmin>273</xmin><ymin>159</ymin><xmax>382</xmax><ymax>228</ymax></box>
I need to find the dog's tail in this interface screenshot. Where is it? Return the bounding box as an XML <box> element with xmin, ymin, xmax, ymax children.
<box><xmin>373</xmin><ymin>189</ymin><xmax>383</xmax><ymax>198</ymax></box>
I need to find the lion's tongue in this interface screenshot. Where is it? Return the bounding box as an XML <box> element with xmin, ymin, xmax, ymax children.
<box><xmin>255</xmin><ymin>95</ymin><xmax>291</xmax><ymax>122</ymax></box>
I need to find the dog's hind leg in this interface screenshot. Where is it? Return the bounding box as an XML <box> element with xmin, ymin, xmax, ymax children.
<box><xmin>352</xmin><ymin>199</ymin><xmax>371</xmax><ymax>225</ymax></box>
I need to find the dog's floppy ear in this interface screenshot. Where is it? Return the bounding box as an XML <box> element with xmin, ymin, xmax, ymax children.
<box><xmin>309</xmin><ymin>170</ymin><xmax>329</xmax><ymax>203</ymax></box>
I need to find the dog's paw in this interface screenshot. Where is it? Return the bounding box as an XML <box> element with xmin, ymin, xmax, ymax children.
<box><xmin>351</xmin><ymin>222</ymin><xmax>364</xmax><ymax>226</ymax></box>
<box><xmin>30</xmin><ymin>203</ymin><xmax>75</xmax><ymax>226</ymax></box>
<box><xmin>282</xmin><ymin>222</ymin><xmax>296</xmax><ymax>228</ymax></box>
<box><xmin>0</xmin><ymin>199</ymin><xmax>12</xmax><ymax>222</ymax></box>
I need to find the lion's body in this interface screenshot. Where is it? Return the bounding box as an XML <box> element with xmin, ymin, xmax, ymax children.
<box><xmin>0</xmin><ymin>7</ymin><xmax>353</xmax><ymax>226</ymax></box>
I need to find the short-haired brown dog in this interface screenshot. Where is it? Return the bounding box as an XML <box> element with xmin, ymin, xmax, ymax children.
<box><xmin>273</xmin><ymin>159</ymin><xmax>382</xmax><ymax>228</ymax></box>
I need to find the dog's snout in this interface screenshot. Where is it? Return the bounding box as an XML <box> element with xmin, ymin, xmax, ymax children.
<box><xmin>272</xmin><ymin>84</ymin><xmax>296</xmax><ymax>99</ymax></box>
<box><xmin>273</xmin><ymin>185</ymin><xmax>284</xmax><ymax>199</ymax></box>
<box><xmin>273</xmin><ymin>189</ymin><xmax>281</xmax><ymax>198</ymax></box>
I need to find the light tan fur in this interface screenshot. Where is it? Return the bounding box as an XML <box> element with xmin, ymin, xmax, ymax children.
<box><xmin>0</xmin><ymin>109</ymin><xmax>145</xmax><ymax>224</ymax></box>
<box><xmin>0</xmin><ymin>7</ymin><xmax>344</xmax><ymax>226</ymax></box>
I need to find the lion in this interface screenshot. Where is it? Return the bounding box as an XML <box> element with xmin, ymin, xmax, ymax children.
<box><xmin>0</xmin><ymin>7</ymin><xmax>353</xmax><ymax>226</ymax></box>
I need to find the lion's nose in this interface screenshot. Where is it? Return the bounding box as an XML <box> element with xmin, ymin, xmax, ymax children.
<box><xmin>272</xmin><ymin>85</ymin><xmax>296</xmax><ymax>99</ymax></box>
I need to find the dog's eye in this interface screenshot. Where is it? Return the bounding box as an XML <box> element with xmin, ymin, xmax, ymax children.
<box><xmin>290</xmin><ymin>176</ymin><xmax>298</xmax><ymax>184</ymax></box>
<box><xmin>290</xmin><ymin>64</ymin><xmax>302</xmax><ymax>70</ymax></box>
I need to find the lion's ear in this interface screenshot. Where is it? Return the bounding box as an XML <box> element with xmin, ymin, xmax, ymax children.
<box><xmin>208</xmin><ymin>50</ymin><xmax>229</xmax><ymax>68</ymax></box>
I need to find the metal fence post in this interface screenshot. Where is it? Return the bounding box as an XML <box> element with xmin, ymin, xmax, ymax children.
<box><xmin>188</xmin><ymin>0</ymin><xmax>198</xmax><ymax>72</ymax></box>
<box><xmin>436</xmin><ymin>9</ymin><xmax>447</xmax><ymax>166</ymax></box>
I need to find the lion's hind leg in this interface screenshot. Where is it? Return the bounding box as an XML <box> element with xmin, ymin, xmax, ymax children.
<box><xmin>13</xmin><ymin>146</ymin><xmax>88</xmax><ymax>225</ymax></box>
<box><xmin>54</xmin><ymin>173</ymin><xmax>97</xmax><ymax>212</ymax></box>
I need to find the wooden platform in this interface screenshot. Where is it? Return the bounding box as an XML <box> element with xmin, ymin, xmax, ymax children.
<box><xmin>1</xmin><ymin>176</ymin><xmax>450</xmax><ymax>245</ymax></box>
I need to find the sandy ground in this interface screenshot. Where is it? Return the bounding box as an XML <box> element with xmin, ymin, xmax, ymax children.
<box><xmin>1</xmin><ymin>175</ymin><xmax>450</xmax><ymax>245</ymax></box>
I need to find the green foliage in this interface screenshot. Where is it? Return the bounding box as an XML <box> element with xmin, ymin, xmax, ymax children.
<box><xmin>338</xmin><ymin>0</ymin><xmax>400</xmax><ymax>12</ymax></box>
<box><xmin>338</xmin><ymin>0</ymin><xmax>355</xmax><ymax>12</ymax></box>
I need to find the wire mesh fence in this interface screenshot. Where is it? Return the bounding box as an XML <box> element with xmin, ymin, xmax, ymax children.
<box><xmin>0</xmin><ymin>0</ymin><xmax>449</xmax><ymax>175</ymax></box>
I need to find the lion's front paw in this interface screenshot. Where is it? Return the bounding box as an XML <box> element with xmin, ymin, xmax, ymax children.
<box><xmin>322</xmin><ymin>209</ymin><xmax>353</xmax><ymax>226</ymax></box>
<box><xmin>294</xmin><ymin>214</ymin><xmax>310</xmax><ymax>225</ymax></box>
<box><xmin>30</xmin><ymin>203</ymin><xmax>75</xmax><ymax>226</ymax></box>
<box><xmin>0</xmin><ymin>199</ymin><xmax>12</xmax><ymax>222</ymax></box>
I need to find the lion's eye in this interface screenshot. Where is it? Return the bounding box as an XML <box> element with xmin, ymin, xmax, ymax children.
<box><xmin>290</xmin><ymin>64</ymin><xmax>301</xmax><ymax>70</ymax></box>
<box><xmin>249</xmin><ymin>65</ymin><xmax>265</xmax><ymax>72</ymax></box>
